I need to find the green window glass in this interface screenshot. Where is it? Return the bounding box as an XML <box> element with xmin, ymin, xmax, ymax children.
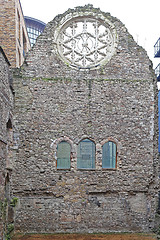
<box><xmin>57</xmin><ymin>141</ymin><xmax>71</xmax><ymax>169</ymax></box>
<box><xmin>77</xmin><ymin>139</ymin><xmax>95</xmax><ymax>169</ymax></box>
<box><xmin>102</xmin><ymin>141</ymin><xmax>117</xmax><ymax>168</ymax></box>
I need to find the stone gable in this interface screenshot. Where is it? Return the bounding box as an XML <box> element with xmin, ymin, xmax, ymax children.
<box><xmin>11</xmin><ymin>5</ymin><xmax>159</xmax><ymax>233</ymax></box>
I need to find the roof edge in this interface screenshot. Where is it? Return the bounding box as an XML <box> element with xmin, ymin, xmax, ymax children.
<box><xmin>24</xmin><ymin>16</ymin><xmax>46</xmax><ymax>26</ymax></box>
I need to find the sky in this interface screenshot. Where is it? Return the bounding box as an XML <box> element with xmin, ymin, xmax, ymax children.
<box><xmin>20</xmin><ymin>0</ymin><xmax>160</xmax><ymax>69</ymax></box>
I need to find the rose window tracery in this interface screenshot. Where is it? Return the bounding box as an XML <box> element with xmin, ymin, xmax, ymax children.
<box><xmin>56</xmin><ymin>16</ymin><xmax>117</xmax><ymax>69</ymax></box>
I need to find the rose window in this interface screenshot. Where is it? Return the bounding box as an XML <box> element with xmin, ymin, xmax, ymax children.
<box><xmin>56</xmin><ymin>16</ymin><xmax>117</xmax><ymax>69</ymax></box>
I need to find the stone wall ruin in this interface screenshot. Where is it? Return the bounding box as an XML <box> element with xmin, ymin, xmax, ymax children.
<box><xmin>9</xmin><ymin>5</ymin><xmax>159</xmax><ymax>233</ymax></box>
<box><xmin>0</xmin><ymin>47</ymin><xmax>14</xmax><ymax>239</ymax></box>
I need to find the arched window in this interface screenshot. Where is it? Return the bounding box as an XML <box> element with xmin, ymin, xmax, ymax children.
<box><xmin>6</xmin><ymin>118</ymin><xmax>13</xmax><ymax>170</ymax></box>
<box><xmin>57</xmin><ymin>141</ymin><xmax>71</xmax><ymax>169</ymax></box>
<box><xmin>5</xmin><ymin>173</ymin><xmax>10</xmax><ymax>201</ymax></box>
<box><xmin>102</xmin><ymin>141</ymin><xmax>117</xmax><ymax>168</ymax></box>
<box><xmin>6</xmin><ymin>118</ymin><xmax>12</xmax><ymax>129</ymax></box>
<box><xmin>77</xmin><ymin>139</ymin><xmax>95</xmax><ymax>169</ymax></box>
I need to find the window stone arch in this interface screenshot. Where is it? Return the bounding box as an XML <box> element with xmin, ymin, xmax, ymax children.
<box><xmin>6</xmin><ymin>117</ymin><xmax>13</xmax><ymax>170</ymax></box>
<box><xmin>102</xmin><ymin>141</ymin><xmax>117</xmax><ymax>169</ymax></box>
<box><xmin>52</xmin><ymin>136</ymin><xmax>75</xmax><ymax>169</ymax></box>
<box><xmin>57</xmin><ymin>141</ymin><xmax>71</xmax><ymax>169</ymax></box>
<box><xmin>77</xmin><ymin>138</ymin><xmax>96</xmax><ymax>169</ymax></box>
<box><xmin>100</xmin><ymin>137</ymin><xmax>120</xmax><ymax>169</ymax></box>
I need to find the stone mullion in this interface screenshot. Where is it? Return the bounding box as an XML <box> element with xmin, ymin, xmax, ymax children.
<box><xmin>94</xmin><ymin>21</ymin><xmax>99</xmax><ymax>64</ymax></box>
<box><xmin>71</xmin><ymin>22</ymin><xmax>77</xmax><ymax>64</ymax></box>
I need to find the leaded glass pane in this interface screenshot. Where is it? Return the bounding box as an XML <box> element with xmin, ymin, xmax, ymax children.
<box><xmin>57</xmin><ymin>141</ymin><xmax>71</xmax><ymax>169</ymax></box>
<box><xmin>102</xmin><ymin>141</ymin><xmax>116</xmax><ymax>168</ymax></box>
<box><xmin>77</xmin><ymin>139</ymin><xmax>95</xmax><ymax>169</ymax></box>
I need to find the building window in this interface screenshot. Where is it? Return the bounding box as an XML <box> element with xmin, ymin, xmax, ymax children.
<box><xmin>23</xmin><ymin>29</ymin><xmax>27</xmax><ymax>56</ymax></box>
<box><xmin>5</xmin><ymin>173</ymin><xmax>10</xmax><ymax>201</ymax></box>
<box><xmin>57</xmin><ymin>141</ymin><xmax>71</xmax><ymax>169</ymax></box>
<box><xmin>6</xmin><ymin>118</ymin><xmax>13</xmax><ymax>170</ymax></box>
<box><xmin>18</xmin><ymin>48</ymin><xmax>21</xmax><ymax>67</ymax></box>
<box><xmin>77</xmin><ymin>139</ymin><xmax>95</xmax><ymax>169</ymax></box>
<box><xmin>17</xmin><ymin>10</ymin><xmax>21</xmax><ymax>43</ymax></box>
<box><xmin>102</xmin><ymin>141</ymin><xmax>117</xmax><ymax>168</ymax></box>
<box><xmin>26</xmin><ymin>26</ymin><xmax>43</xmax><ymax>47</ymax></box>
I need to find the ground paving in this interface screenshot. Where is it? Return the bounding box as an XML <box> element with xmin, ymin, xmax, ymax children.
<box><xmin>12</xmin><ymin>233</ymin><xmax>157</xmax><ymax>240</ymax></box>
